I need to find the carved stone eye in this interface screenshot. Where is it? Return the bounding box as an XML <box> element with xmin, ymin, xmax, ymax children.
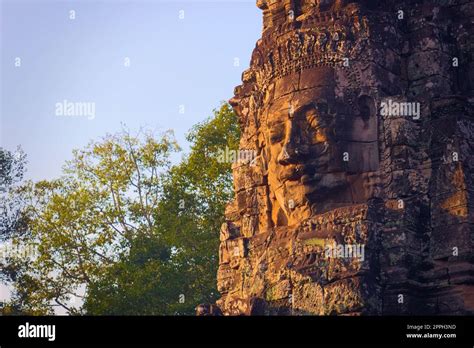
<box><xmin>270</xmin><ymin>130</ymin><xmax>284</xmax><ymax>144</ymax></box>
<box><xmin>316</xmin><ymin>102</ymin><xmax>328</xmax><ymax>114</ymax></box>
<box><xmin>270</xmin><ymin>124</ymin><xmax>285</xmax><ymax>144</ymax></box>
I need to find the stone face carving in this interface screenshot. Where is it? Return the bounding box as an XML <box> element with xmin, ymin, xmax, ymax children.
<box><xmin>213</xmin><ymin>0</ymin><xmax>474</xmax><ymax>315</ymax></box>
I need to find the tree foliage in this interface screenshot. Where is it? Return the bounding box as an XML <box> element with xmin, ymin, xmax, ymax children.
<box><xmin>4</xmin><ymin>103</ymin><xmax>240</xmax><ymax>315</ymax></box>
<box><xmin>0</xmin><ymin>147</ymin><xmax>28</xmax><ymax>314</ymax></box>
<box><xmin>7</xmin><ymin>129</ymin><xmax>179</xmax><ymax>314</ymax></box>
<box><xmin>0</xmin><ymin>147</ymin><xmax>27</xmax><ymax>238</ymax></box>
<box><xmin>85</xmin><ymin>103</ymin><xmax>240</xmax><ymax>314</ymax></box>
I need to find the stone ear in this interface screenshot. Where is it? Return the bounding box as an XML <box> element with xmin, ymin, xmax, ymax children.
<box><xmin>316</xmin><ymin>102</ymin><xmax>328</xmax><ymax>114</ymax></box>
<box><xmin>344</xmin><ymin>95</ymin><xmax>379</xmax><ymax>173</ymax></box>
<box><xmin>357</xmin><ymin>95</ymin><xmax>376</xmax><ymax>121</ymax></box>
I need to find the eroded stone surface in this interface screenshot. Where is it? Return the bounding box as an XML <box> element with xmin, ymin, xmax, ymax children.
<box><xmin>213</xmin><ymin>0</ymin><xmax>474</xmax><ymax>316</ymax></box>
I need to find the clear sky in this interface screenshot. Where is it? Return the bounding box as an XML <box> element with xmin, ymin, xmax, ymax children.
<box><xmin>0</xmin><ymin>0</ymin><xmax>261</xmax><ymax>304</ymax></box>
<box><xmin>0</xmin><ymin>0</ymin><xmax>261</xmax><ymax>181</ymax></box>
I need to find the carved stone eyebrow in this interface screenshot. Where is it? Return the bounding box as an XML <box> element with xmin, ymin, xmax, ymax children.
<box><xmin>267</xmin><ymin>119</ymin><xmax>286</xmax><ymax>129</ymax></box>
<box><xmin>290</xmin><ymin>103</ymin><xmax>318</xmax><ymax>118</ymax></box>
<box><xmin>267</xmin><ymin>109</ymin><xmax>289</xmax><ymax>127</ymax></box>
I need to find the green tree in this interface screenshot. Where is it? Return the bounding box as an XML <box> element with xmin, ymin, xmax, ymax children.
<box><xmin>85</xmin><ymin>103</ymin><xmax>240</xmax><ymax>314</ymax></box>
<box><xmin>6</xmin><ymin>103</ymin><xmax>240</xmax><ymax>315</ymax></box>
<box><xmin>0</xmin><ymin>147</ymin><xmax>27</xmax><ymax>238</ymax></box>
<box><xmin>6</xmin><ymin>130</ymin><xmax>180</xmax><ymax>314</ymax></box>
<box><xmin>0</xmin><ymin>147</ymin><xmax>29</xmax><ymax>315</ymax></box>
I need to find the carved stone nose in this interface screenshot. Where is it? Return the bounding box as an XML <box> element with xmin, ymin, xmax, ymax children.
<box><xmin>278</xmin><ymin>144</ymin><xmax>299</xmax><ymax>164</ymax></box>
<box><xmin>278</xmin><ymin>146</ymin><xmax>291</xmax><ymax>164</ymax></box>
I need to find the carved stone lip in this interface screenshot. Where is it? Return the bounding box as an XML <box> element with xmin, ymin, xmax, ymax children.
<box><xmin>301</xmin><ymin>173</ymin><xmax>320</xmax><ymax>184</ymax></box>
<box><xmin>278</xmin><ymin>165</ymin><xmax>333</xmax><ymax>185</ymax></box>
<box><xmin>278</xmin><ymin>164</ymin><xmax>307</xmax><ymax>181</ymax></box>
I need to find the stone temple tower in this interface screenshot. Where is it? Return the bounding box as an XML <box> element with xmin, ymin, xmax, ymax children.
<box><xmin>214</xmin><ymin>0</ymin><xmax>474</xmax><ymax>315</ymax></box>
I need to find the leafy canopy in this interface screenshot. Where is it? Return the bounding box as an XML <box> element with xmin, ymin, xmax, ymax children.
<box><xmin>4</xmin><ymin>103</ymin><xmax>240</xmax><ymax>315</ymax></box>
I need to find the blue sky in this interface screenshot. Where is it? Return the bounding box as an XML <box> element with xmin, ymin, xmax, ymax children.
<box><xmin>0</xmin><ymin>0</ymin><xmax>260</xmax><ymax>303</ymax></box>
<box><xmin>0</xmin><ymin>0</ymin><xmax>261</xmax><ymax>181</ymax></box>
